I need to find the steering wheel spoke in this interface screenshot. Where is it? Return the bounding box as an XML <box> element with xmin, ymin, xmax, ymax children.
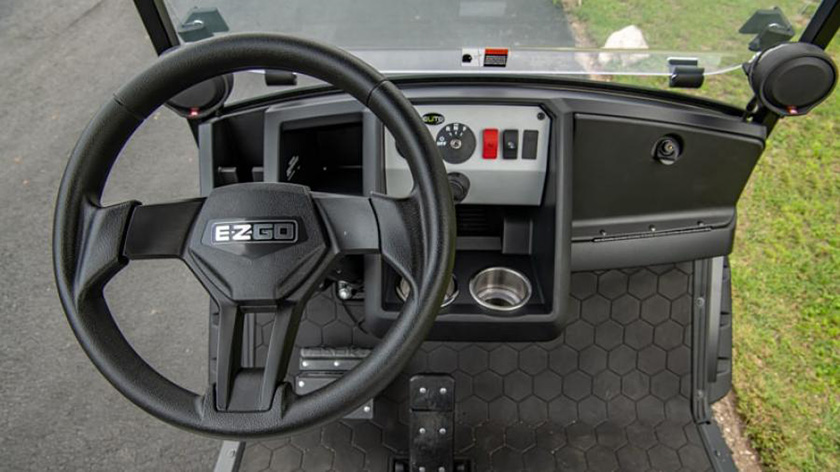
<box><xmin>313</xmin><ymin>193</ymin><xmax>381</xmax><ymax>255</ymax></box>
<box><xmin>66</xmin><ymin>199</ymin><xmax>138</xmax><ymax>303</ymax></box>
<box><xmin>213</xmin><ymin>301</ymin><xmax>244</xmax><ymax>411</ymax></box>
<box><xmin>214</xmin><ymin>298</ymin><xmax>318</xmax><ymax>414</ymax></box>
<box><xmin>370</xmin><ymin>192</ymin><xmax>426</xmax><ymax>285</ymax></box>
<box><xmin>123</xmin><ymin>198</ymin><xmax>205</xmax><ymax>260</ymax></box>
<box><xmin>314</xmin><ymin>191</ymin><xmax>425</xmax><ymax>279</ymax></box>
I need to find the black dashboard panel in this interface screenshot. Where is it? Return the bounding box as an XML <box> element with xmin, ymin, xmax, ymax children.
<box><xmin>572</xmin><ymin>114</ymin><xmax>762</xmax><ymax>238</ymax></box>
<box><xmin>196</xmin><ymin>79</ymin><xmax>766</xmax><ymax>341</ymax></box>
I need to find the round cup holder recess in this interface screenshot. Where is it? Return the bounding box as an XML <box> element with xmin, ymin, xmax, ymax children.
<box><xmin>397</xmin><ymin>276</ymin><xmax>458</xmax><ymax>308</ymax></box>
<box><xmin>469</xmin><ymin>267</ymin><xmax>532</xmax><ymax>313</ymax></box>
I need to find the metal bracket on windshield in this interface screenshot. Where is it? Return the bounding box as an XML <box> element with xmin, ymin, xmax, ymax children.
<box><xmin>177</xmin><ymin>7</ymin><xmax>229</xmax><ymax>43</ymax></box>
<box><xmin>739</xmin><ymin>6</ymin><xmax>795</xmax><ymax>52</ymax></box>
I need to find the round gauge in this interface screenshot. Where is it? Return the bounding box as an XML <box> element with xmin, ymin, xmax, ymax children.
<box><xmin>435</xmin><ymin>123</ymin><xmax>476</xmax><ymax>164</ymax></box>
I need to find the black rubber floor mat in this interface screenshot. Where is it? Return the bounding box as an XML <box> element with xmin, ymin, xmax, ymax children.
<box><xmin>240</xmin><ymin>264</ymin><xmax>719</xmax><ymax>471</ymax></box>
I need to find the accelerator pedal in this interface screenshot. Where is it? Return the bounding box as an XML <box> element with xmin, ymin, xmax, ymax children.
<box><xmin>393</xmin><ymin>375</ymin><xmax>471</xmax><ymax>472</ymax></box>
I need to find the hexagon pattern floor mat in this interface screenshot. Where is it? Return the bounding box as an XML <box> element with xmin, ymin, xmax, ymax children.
<box><xmin>239</xmin><ymin>263</ymin><xmax>717</xmax><ymax>471</ymax></box>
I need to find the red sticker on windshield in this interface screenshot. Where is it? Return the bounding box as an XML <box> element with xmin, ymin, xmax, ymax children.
<box><xmin>483</xmin><ymin>48</ymin><xmax>509</xmax><ymax>67</ymax></box>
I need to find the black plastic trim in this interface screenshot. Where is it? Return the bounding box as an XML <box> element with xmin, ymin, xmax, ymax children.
<box><xmin>709</xmin><ymin>258</ymin><xmax>734</xmax><ymax>403</ymax></box>
<box><xmin>571</xmin><ymin>220</ymin><xmax>735</xmax><ymax>271</ymax></box>
<box><xmin>218</xmin><ymin>75</ymin><xmax>751</xmax><ymax>120</ymax></box>
<box><xmin>698</xmin><ymin>422</ymin><xmax>738</xmax><ymax>472</ymax></box>
<box><xmin>801</xmin><ymin>0</ymin><xmax>840</xmax><ymax>49</ymax></box>
<box><xmin>692</xmin><ymin>258</ymin><xmax>738</xmax><ymax>471</ymax></box>
<box><xmin>133</xmin><ymin>0</ymin><xmax>179</xmax><ymax>55</ymax></box>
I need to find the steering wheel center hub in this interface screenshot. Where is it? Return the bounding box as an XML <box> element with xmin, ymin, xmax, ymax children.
<box><xmin>189</xmin><ymin>183</ymin><xmax>328</xmax><ymax>302</ymax></box>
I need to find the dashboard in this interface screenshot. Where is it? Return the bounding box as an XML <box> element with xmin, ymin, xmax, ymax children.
<box><xmin>196</xmin><ymin>79</ymin><xmax>765</xmax><ymax>341</ymax></box>
<box><xmin>384</xmin><ymin>104</ymin><xmax>551</xmax><ymax>205</ymax></box>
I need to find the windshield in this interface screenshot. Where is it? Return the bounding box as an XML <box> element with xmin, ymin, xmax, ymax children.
<box><xmin>161</xmin><ymin>0</ymin><xmax>824</xmax><ymax>104</ymax></box>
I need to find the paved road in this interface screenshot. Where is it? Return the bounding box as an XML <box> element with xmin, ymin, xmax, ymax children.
<box><xmin>0</xmin><ymin>1</ymin><xmax>217</xmax><ymax>470</ymax></box>
<box><xmin>0</xmin><ymin>1</ymin><xmax>574</xmax><ymax>470</ymax></box>
<box><xmin>167</xmin><ymin>0</ymin><xmax>576</xmax><ymax>49</ymax></box>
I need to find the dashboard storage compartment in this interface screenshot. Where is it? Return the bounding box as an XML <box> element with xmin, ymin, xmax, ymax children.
<box><xmin>277</xmin><ymin>116</ymin><xmax>364</xmax><ymax>195</ymax></box>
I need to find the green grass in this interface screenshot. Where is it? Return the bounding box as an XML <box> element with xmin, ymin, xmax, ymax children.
<box><xmin>558</xmin><ymin>1</ymin><xmax>840</xmax><ymax>470</ymax></box>
<box><xmin>730</xmin><ymin>70</ymin><xmax>840</xmax><ymax>470</ymax></box>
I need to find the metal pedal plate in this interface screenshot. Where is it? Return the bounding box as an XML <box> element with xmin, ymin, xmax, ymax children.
<box><xmin>295</xmin><ymin>347</ymin><xmax>374</xmax><ymax>420</ymax></box>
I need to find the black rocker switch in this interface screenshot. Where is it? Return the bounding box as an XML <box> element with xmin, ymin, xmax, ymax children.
<box><xmin>502</xmin><ymin>129</ymin><xmax>518</xmax><ymax>159</ymax></box>
<box><xmin>522</xmin><ymin>130</ymin><xmax>538</xmax><ymax>160</ymax></box>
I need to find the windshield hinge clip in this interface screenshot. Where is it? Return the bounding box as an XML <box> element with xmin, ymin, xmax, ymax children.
<box><xmin>668</xmin><ymin>58</ymin><xmax>704</xmax><ymax>89</ymax></box>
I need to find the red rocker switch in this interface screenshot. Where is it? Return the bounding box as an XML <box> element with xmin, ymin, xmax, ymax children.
<box><xmin>483</xmin><ymin>128</ymin><xmax>498</xmax><ymax>159</ymax></box>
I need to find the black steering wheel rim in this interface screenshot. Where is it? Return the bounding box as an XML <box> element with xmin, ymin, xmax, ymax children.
<box><xmin>53</xmin><ymin>33</ymin><xmax>456</xmax><ymax>438</ymax></box>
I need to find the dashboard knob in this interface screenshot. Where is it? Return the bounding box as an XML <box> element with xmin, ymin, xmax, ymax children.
<box><xmin>448</xmin><ymin>172</ymin><xmax>471</xmax><ymax>203</ymax></box>
<box><xmin>436</xmin><ymin>123</ymin><xmax>476</xmax><ymax>163</ymax></box>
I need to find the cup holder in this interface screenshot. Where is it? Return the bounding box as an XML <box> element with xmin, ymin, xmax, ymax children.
<box><xmin>397</xmin><ymin>276</ymin><xmax>459</xmax><ymax>308</ymax></box>
<box><xmin>469</xmin><ymin>267</ymin><xmax>532</xmax><ymax>313</ymax></box>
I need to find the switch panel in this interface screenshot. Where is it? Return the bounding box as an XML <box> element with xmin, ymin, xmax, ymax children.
<box><xmin>384</xmin><ymin>104</ymin><xmax>551</xmax><ymax>206</ymax></box>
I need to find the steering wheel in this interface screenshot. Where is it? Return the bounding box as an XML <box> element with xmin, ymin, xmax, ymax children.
<box><xmin>52</xmin><ymin>34</ymin><xmax>456</xmax><ymax>438</ymax></box>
